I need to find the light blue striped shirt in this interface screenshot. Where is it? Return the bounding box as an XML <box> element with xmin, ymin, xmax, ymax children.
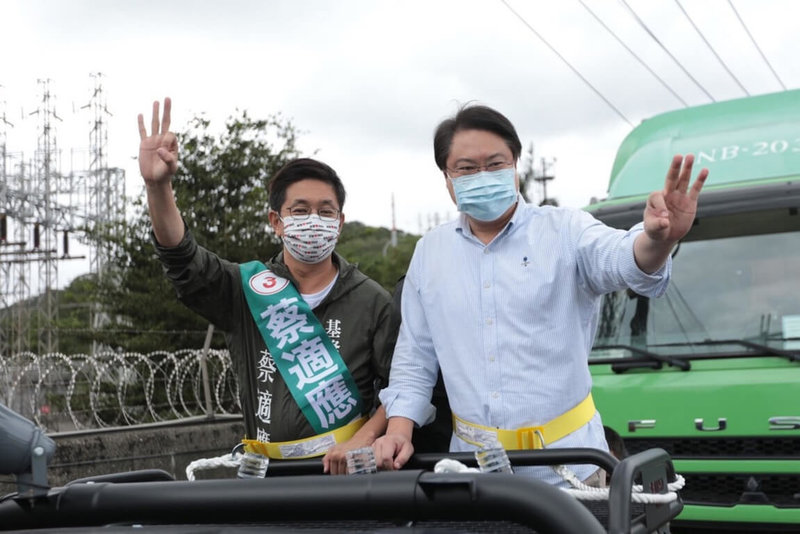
<box><xmin>380</xmin><ymin>197</ymin><xmax>670</xmax><ymax>484</ymax></box>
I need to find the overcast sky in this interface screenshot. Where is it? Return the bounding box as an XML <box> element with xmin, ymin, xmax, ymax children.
<box><xmin>1</xmin><ymin>0</ymin><xmax>798</xmax><ymax>289</ymax></box>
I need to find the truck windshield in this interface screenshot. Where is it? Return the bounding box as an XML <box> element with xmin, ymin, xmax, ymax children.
<box><xmin>591</xmin><ymin>229</ymin><xmax>800</xmax><ymax>359</ymax></box>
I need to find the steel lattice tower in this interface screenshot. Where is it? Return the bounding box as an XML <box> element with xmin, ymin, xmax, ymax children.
<box><xmin>0</xmin><ymin>86</ymin><xmax>34</xmax><ymax>356</ymax></box>
<box><xmin>0</xmin><ymin>88</ymin><xmax>12</xmax><ymax>354</ymax></box>
<box><xmin>84</xmin><ymin>73</ymin><xmax>125</xmax><ymax>284</ymax></box>
<box><xmin>82</xmin><ymin>73</ymin><xmax>126</xmax><ymax>345</ymax></box>
<box><xmin>31</xmin><ymin>79</ymin><xmax>62</xmax><ymax>353</ymax></box>
<box><xmin>0</xmin><ymin>75</ymin><xmax>126</xmax><ymax>357</ymax></box>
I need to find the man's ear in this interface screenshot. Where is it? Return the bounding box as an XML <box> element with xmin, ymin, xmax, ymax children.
<box><xmin>338</xmin><ymin>212</ymin><xmax>346</xmax><ymax>233</ymax></box>
<box><xmin>268</xmin><ymin>210</ymin><xmax>283</xmax><ymax>237</ymax></box>
<box><xmin>444</xmin><ymin>172</ymin><xmax>457</xmax><ymax>205</ymax></box>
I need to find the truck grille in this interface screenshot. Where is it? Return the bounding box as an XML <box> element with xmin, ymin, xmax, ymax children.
<box><xmin>625</xmin><ymin>437</ymin><xmax>800</xmax><ymax>459</ymax></box>
<box><xmin>624</xmin><ymin>438</ymin><xmax>800</xmax><ymax>508</ymax></box>
<box><xmin>680</xmin><ymin>473</ymin><xmax>800</xmax><ymax>508</ymax></box>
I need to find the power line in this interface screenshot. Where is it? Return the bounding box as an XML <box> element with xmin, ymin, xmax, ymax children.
<box><xmin>499</xmin><ymin>0</ymin><xmax>633</xmax><ymax>127</ymax></box>
<box><xmin>674</xmin><ymin>0</ymin><xmax>749</xmax><ymax>96</ymax></box>
<box><xmin>619</xmin><ymin>0</ymin><xmax>715</xmax><ymax>102</ymax></box>
<box><xmin>578</xmin><ymin>0</ymin><xmax>688</xmax><ymax>107</ymax></box>
<box><xmin>728</xmin><ymin>0</ymin><xmax>786</xmax><ymax>91</ymax></box>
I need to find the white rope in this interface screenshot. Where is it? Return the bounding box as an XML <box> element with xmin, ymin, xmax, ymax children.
<box><xmin>186</xmin><ymin>454</ymin><xmax>685</xmax><ymax>505</ymax></box>
<box><xmin>553</xmin><ymin>464</ymin><xmax>686</xmax><ymax>504</ymax></box>
<box><xmin>434</xmin><ymin>459</ymin><xmax>684</xmax><ymax>504</ymax></box>
<box><xmin>434</xmin><ymin>458</ymin><xmax>480</xmax><ymax>473</ymax></box>
<box><xmin>185</xmin><ymin>452</ymin><xmax>242</xmax><ymax>481</ymax></box>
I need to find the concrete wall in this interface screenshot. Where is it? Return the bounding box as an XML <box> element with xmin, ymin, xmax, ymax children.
<box><xmin>1</xmin><ymin>415</ymin><xmax>244</xmax><ymax>496</ymax></box>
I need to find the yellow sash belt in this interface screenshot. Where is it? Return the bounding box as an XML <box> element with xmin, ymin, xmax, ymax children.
<box><xmin>452</xmin><ymin>393</ymin><xmax>596</xmax><ymax>449</ymax></box>
<box><xmin>242</xmin><ymin>416</ymin><xmax>367</xmax><ymax>459</ymax></box>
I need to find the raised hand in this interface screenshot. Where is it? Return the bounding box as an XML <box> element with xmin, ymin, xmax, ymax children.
<box><xmin>644</xmin><ymin>154</ymin><xmax>709</xmax><ymax>244</ymax></box>
<box><xmin>137</xmin><ymin>97</ymin><xmax>184</xmax><ymax>247</ymax></box>
<box><xmin>137</xmin><ymin>98</ymin><xmax>178</xmax><ymax>185</ymax></box>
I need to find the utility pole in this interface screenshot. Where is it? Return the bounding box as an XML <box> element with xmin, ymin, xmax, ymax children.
<box><xmin>534</xmin><ymin>157</ymin><xmax>557</xmax><ymax>206</ymax></box>
<box><xmin>383</xmin><ymin>193</ymin><xmax>398</xmax><ymax>257</ymax></box>
<box><xmin>390</xmin><ymin>193</ymin><xmax>397</xmax><ymax>248</ymax></box>
<box><xmin>520</xmin><ymin>143</ymin><xmax>557</xmax><ymax>206</ymax></box>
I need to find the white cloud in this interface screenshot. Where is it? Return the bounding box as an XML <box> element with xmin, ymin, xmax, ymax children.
<box><xmin>1</xmin><ymin>0</ymin><xmax>798</xmax><ymax>290</ymax></box>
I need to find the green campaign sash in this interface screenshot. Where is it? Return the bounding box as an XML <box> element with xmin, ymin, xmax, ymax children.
<box><xmin>240</xmin><ymin>261</ymin><xmax>363</xmax><ymax>434</ymax></box>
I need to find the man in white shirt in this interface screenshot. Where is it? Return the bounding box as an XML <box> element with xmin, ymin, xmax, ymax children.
<box><xmin>373</xmin><ymin>104</ymin><xmax>707</xmax><ymax>484</ymax></box>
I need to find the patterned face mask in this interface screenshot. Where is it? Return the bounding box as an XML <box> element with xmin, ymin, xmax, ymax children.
<box><xmin>280</xmin><ymin>214</ymin><xmax>340</xmax><ymax>264</ymax></box>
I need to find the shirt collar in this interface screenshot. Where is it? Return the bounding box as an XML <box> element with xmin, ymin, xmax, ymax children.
<box><xmin>455</xmin><ymin>193</ymin><xmax>528</xmax><ymax>242</ymax></box>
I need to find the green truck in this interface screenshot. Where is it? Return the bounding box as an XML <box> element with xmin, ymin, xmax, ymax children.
<box><xmin>588</xmin><ymin>89</ymin><xmax>800</xmax><ymax>531</ymax></box>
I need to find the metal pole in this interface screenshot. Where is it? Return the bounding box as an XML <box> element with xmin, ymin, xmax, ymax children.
<box><xmin>199</xmin><ymin>324</ymin><xmax>215</xmax><ymax>419</ymax></box>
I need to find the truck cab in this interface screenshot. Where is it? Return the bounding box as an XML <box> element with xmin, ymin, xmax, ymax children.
<box><xmin>587</xmin><ymin>89</ymin><xmax>800</xmax><ymax>531</ymax></box>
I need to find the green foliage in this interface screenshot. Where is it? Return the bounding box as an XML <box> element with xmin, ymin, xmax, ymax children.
<box><xmin>55</xmin><ymin>274</ymin><xmax>97</xmax><ymax>354</ymax></box>
<box><xmin>336</xmin><ymin>222</ymin><xmax>418</xmax><ymax>293</ymax></box>
<box><xmin>93</xmin><ymin>202</ymin><xmax>212</xmax><ymax>352</ymax></box>
<box><xmin>51</xmin><ymin>109</ymin><xmax>420</xmax><ymax>354</ymax></box>
<box><xmin>93</xmin><ymin>110</ymin><xmax>302</xmax><ymax>352</ymax></box>
<box><xmin>177</xmin><ymin>112</ymin><xmax>300</xmax><ymax>262</ymax></box>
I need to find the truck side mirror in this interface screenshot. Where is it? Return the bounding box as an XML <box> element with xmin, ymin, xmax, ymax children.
<box><xmin>0</xmin><ymin>403</ymin><xmax>56</xmax><ymax>498</ymax></box>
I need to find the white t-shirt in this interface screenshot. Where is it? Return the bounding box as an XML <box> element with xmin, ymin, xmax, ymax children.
<box><xmin>301</xmin><ymin>271</ymin><xmax>339</xmax><ymax>309</ymax></box>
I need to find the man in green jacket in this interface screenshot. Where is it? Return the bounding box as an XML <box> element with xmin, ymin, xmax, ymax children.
<box><xmin>138</xmin><ymin>97</ymin><xmax>399</xmax><ymax>475</ymax></box>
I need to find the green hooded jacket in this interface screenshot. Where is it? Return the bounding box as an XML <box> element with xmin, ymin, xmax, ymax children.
<box><xmin>154</xmin><ymin>229</ymin><xmax>399</xmax><ymax>441</ymax></box>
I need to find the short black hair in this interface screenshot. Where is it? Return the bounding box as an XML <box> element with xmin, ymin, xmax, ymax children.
<box><xmin>268</xmin><ymin>158</ymin><xmax>346</xmax><ymax>212</ymax></box>
<box><xmin>433</xmin><ymin>104</ymin><xmax>522</xmax><ymax>171</ymax></box>
<box><xmin>603</xmin><ymin>425</ymin><xmax>629</xmax><ymax>460</ymax></box>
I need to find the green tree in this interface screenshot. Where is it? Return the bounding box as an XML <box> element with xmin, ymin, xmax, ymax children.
<box><xmin>55</xmin><ymin>274</ymin><xmax>95</xmax><ymax>354</ymax></box>
<box><xmin>178</xmin><ymin>112</ymin><xmax>300</xmax><ymax>261</ymax></box>
<box><xmin>81</xmin><ymin>109</ymin><xmax>420</xmax><ymax>354</ymax></box>
<box><xmin>94</xmin><ymin>110</ymin><xmax>302</xmax><ymax>352</ymax></box>
<box><xmin>335</xmin><ymin>222</ymin><xmax>419</xmax><ymax>294</ymax></box>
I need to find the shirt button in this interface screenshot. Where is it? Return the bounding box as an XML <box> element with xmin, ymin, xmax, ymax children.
<box><xmin>486</xmin><ymin>318</ymin><xmax>493</xmax><ymax>325</ymax></box>
<box><xmin>483</xmin><ymin>281</ymin><xmax>491</xmax><ymax>288</ymax></box>
<box><xmin>492</xmin><ymin>392</ymin><xmax>499</xmax><ymax>399</ymax></box>
<box><xmin>483</xmin><ymin>249</ymin><xmax>490</xmax><ymax>255</ymax></box>
<box><xmin>489</xmin><ymin>355</ymin><xmax>495</xmax><ymax>362</ymax></box>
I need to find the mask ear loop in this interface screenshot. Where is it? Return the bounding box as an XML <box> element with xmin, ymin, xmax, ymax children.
<box><xmin>268</xmin><ymin>209</ymin><xmax>285</xmax><ymax>237</ymax></box>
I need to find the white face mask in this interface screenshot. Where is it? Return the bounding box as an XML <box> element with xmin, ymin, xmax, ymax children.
<box><xmin>280</xmin><ymin>214</ymin><xmax>340</xmax><ymax>264</ymax></box>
